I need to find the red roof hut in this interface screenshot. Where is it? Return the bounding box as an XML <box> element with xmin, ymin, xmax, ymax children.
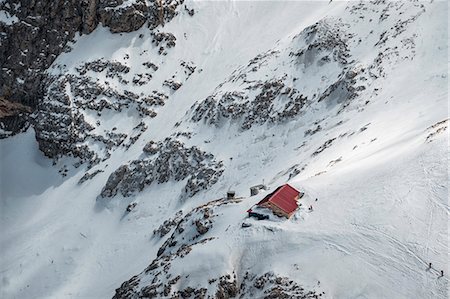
<box><xmin>256</xmin><ymin>184</ymin><xmax>302</xmax><ymax>218</ymax></box>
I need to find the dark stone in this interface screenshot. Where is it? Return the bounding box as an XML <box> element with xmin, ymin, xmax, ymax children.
<box><xmin>100</xmin><ymin>165</ymin><xmax>129</xmax><ymax>197</ymax></box>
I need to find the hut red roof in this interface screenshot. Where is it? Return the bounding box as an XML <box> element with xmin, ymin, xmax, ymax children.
<box><xmin>257</xmin><ymin>184</ymin><xmax>300</xmax><ymax>214</ymax></box>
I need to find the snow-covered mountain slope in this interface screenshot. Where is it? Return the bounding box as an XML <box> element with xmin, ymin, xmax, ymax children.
<box><xmin>0</xmin><ymin>1</ymin><xmax>448</xmax><ymax>298</ymax></box>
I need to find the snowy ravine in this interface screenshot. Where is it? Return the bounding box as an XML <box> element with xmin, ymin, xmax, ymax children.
<box><xmin>0</xmin><ymin>1</ymin><xmax>448</xmax><ymax>299</ymax></box>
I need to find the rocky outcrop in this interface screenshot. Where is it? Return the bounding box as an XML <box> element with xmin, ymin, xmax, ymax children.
<box><xmin>190</xmin><ymin>80</ymin><xmax>309</xmax><ymax>131</ymax></box>
<box><xmin>290</xmin><ymin>20</ymin><xmax>352</xmax><ymax>66</ymax></box>
<box><xmin>153</xmin><ymin>211</ymin><xmax>183</xmax><ymax>238</ymax></box>
<box><xmin>101</xmin><ymin>165</ymin><xmax>129</xmax><ymax>197</ymax></box>
<box><xmin>147</xmin><ymin>0</ymin><xmax>184</xmax><ymax>30</ymax></box>
<box><xmin>0</xmin><ymin>0</ymin><xmax>185</xmax><ymax>136</ymax></box>
<box><xmin>240</xmin><ymin>272</ymin><xmax>324</xmax><ymax>299</ymax></box>
<box><xmin>31</xmin><ymin>63</ymin><xmax>172</xmax><ymax>163</ymax></box>
<box><xmin>0</xmin><ymin>97</ymin><xmax>32</xmax><ymax>138</ymax></box>
<box><xmin>80</xmin><ymin>0</ymin><xmax>99</xmax><ymax>34</ymax></box>
<box><xmin>100</xmin><ymin>138</ymin><xmax>224</xmax><ymax>199</ymax></box>
<box><xmin>151</xmin><ymin>31</ymin><xmax>177</xmax><ymax>55</ymax></box>
<box><xmin>76</xmin><ymin>59</ymin><xmax>130</xmax><ymax>78</ymax></box>
<box><xmin>188</xmin><ymin>19</ymin><xmax>357</xmax><ymax>131</ymax></box>
<box><xmin>98</xmin><ymin>0</ymin><xmax>148</xmax><ymax>33</ymax></box>
<box><xmin>78</xmin><ymin>169</ymin><xmax>105</xmax><ymax>185</ymax></box>
<box><xmin>1</xmin><ymin>0</ymin><xmax>91</xmax><ymax>109</ymax></box>
<box><xmin>32</xmin><ymin>76</ymin><xmax>99</xmax><ymax>165</ymax></box>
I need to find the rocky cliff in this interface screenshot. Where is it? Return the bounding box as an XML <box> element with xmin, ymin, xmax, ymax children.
<box><xmin>0</xmin><ymin>0</ymin><xmax>184</xmax><ymax>136</ymax></box>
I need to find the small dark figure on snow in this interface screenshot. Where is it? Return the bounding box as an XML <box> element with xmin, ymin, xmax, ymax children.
<box><xmin>428</xmin><ymin>262</ymin><xmax>432</xmax><ymax>270</ymax></box>
<box><xmin>440</xmin><ymin>270</ymin><xmax>444</xmax><ymax>277</ymax></box>
<box><xmin>315</xmin><ymin>198</ymin><xmax>318</xmax><ymax>202</ymax></box>
<box><xmin>308</xmin><ymin>205</ymin><xmax>313</xmax><ymax>211</ymax></box>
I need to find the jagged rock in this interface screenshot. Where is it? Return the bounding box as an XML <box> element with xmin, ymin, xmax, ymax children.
<box><xmin>151</xmin><ymin>31</ymin><xmax>177</xmax><ymax>55</ymax></box>
<box><xmin>152</xmin><ymin>32</ymin><xmax>176</xmax><ymax>48</ymax></box>
<box><xmin>312</xmin><ymin>138</ymin><xmax>336</xmax><ymax>157</ymax></box>
<box><xmin>142</xmin><ymin>61</ymin><xmax>159</xmax><ymax>71</ymax></box>
<box><xmin>143</xmin><ymin>140</ymin><xmax>159</xmax><ymax>154</ymax></box>
<box><xmin>98</xmin><ymin>0</ymin><xmax>148</xmax><ymax>33</ymax></box>
<box><xmin>187</xmin><ymin>19</ymin><xmax>364</xmax><ymax>131</ymax></box>
<box><xmin>100</xmin><ymin>137</ymin><xmax>224</xmax><ymax>199</ymax></box>
<box><xmin>32</xmin><ymin>77</ymin><xmax>97</xmax><ymax>163</ymax></box>
<box><xmin>126</xmin><ymin>202</ymin><xmax>137</xmax><ymax>212</ymax></box>
<box><xmin>304</xmin><ymin>125</ymin><xmax>321</xmax><ymax>137</ymax></box>
<box><xmin>180</xmin><ymin>61</ymin><xmax>196</xmax><ymax>77</ymax></box>
<box><xmin>194</xmin><ymin>219</ymin><xmax>210</xmax><ymax>235</ymax></box>
<box><xmin>31</xmin><ymin>71</ymin><xmax>169</xmax><ymax>165</ymax></box>
<box><xmin>153</xmin><ymin>211</ymin><xmax>183</xmax><ymax>238</ymax></box>
<box><xmin>241</xmin><ymin>272</ymin><xmax>322</xmax><ymax>299</ymax></box>
<box><xmin>132</xmin><ymin>73</ymin><xmax>152</xmax><ymax>85</ymax></box>
<box><xmin>76</xmin><ymin>59</ymin><xmax>130</xmax><ymax>78</ymax></box>
<box><xmin>0</xmin><ymin>0</ymin><xmax>184</xmax><ymax>136</ymax></box>
<box><xmin>0</xmin><ymin>97</ymin><xmax>32</xmax><ymax>138</ymax></box>
<box><xmin>184</xmin><ymin>5</ymin><xmax>195</xmax><ymax>17</ymax></box>
<box><xmin>147</xmin><ymin>0</ymin><xmax>184</xmax><ymax>30</ymax></box>
<box><xmin>80</xmin><ymin>0</ymin><xmax>99</xmax><ymax>34</ymax></box>
<box><xmin>78</xmin><ymin>169</ymin><xmax>104</xmax><ymax>185</ymax></box>
<box><xmin>0</xmin><ymin>0</ymin><xmax>91</xmax><ymax>110</ymax></box>
<box><xmin>101</xmin><ymin>165</ymin><xmax>129</xmax><ymax>197</ymax></box>
<box><xmin>216</xmin><ymin>274</ymin><xmax>238</xmax><ymax>299</ymax></box>
<box><xmin>290</xmin><ymin>20</ymin><xmax>352</xmax><ymax>66</ymax></box>
<box><xmin>191</xmin><ymin>81</ymin><xmax>308</xmax><ymax>131</ymax></box>
<box><xmin>163</xmin><ymin>79</ymin><xmax>182</xmax><ymax>91</ymax></box>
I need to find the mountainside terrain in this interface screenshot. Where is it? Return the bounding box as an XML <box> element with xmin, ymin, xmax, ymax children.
<box><xmin>0</xmin><ymin>1</ymin><xmax>448</xmax><ymax>299</ymax></box>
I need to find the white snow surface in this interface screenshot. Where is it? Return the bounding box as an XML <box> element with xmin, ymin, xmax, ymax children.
<box><xmin>0</xmin><ymin>1</ymin><xmax>448</xmax><ymax>298</ymax></box>
<box><xmin>0</xmin><ymin>9</ymin><xmax>19</xmax><ymax>25</ymax></box>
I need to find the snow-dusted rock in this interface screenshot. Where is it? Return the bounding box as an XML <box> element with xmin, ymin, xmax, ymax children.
<box><xmin>100</xmin><ymin>138</ymin><xmax>224</xmax><ymax>198</ymax></box>
<box><xmin>98</xmin><ymin>0</ymin><xmax>148</xmax><ymax>33</ymax></box>
<box><xmin>188</xmin><ymin>19</ymin><xmax>359</xmax><ymax>131</ymax></box>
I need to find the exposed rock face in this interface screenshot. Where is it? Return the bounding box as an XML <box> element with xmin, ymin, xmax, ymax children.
<box><xmin>76</xmin><ymin>58</ymin><xmax>131</xmax><ymax>78</ymax></box>
<box><xmin>0</xmin><ymin>0</ymin><xmax>184</xmax><ymax>136</ymax></box>
<box><xmin>147</xmin><ymin>0</ymin><xmax>184</xmax><ymax>30</ymax></box>
<box><xmin>216</xmin><ymin>274</ymin><xmax>238</xmax><ymax>299</ymax></box>
<box><xmin>101</xmin><ymin>165</ymin><xmax>129</xmax><ymax>197</ymax></box>
<box><xmin>100</xmin><ymin>138</ymin><xmax>224</xmax><ymax>199</ymax></box>
<box><xmin>240</xmin><ymin>272</ymin><xmax>324</xmax><ymax>299</ymax></box>
<box><xmin>153</xmin><ymin>211</ymin><xmax>183</xmax><ymax>238</ymax></box>
<box><xmin>151</xmin><ymin>31</ymin><xmax>177</xmax><ymax>55</ymax></box>
<box><xmin>0</xmin><ymin>97</ymin><xmax>32</xmax><ymax>138</ymax></box>
<box><xmin>190</xmin><ymin>78</ymin><xmax>310</xmax><ymax>131</ymax></box>
<box><xmin>32</xmin><ymin>69</ymin><xmax>169</xmax><ymax>163</ymax></box>
<box><xmin>1</xmin><ymin>0</ymin><xmax>91</xmax><ymax>108</ymax></box>
<box><xmin>81</xmin><ymin>0</ymin><xmax>99</xmax><ymax>34</ymax></box>
<box><xmin>78</xmin><ymin>169</ymin><xmax>105</xmax><ymax>185</ymax></box>
<box><xmin>32</xmin><ymin>76</ymin><xmax>99</xmax><ymax>165</ymax></box>
<box><xmin>98</xmin><ymin>0</ymin><xmax>148</xmax><ymax>33</ymax></box>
